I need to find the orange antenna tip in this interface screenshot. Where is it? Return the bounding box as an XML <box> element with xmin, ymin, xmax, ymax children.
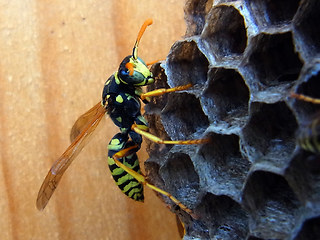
<box><xmin>136</xmin><ymin>18</ymin><xmax>153</xmax><ymax>44</ymax></box>
<box><xmin>145</xmin><ymin>18</ymin><xmax>153</xmax><ymax>26</ymax></box>
<box><xmin>133</xmin><ymin>18</ymin><xmax>153</xmax><ymax>59</ymax></box>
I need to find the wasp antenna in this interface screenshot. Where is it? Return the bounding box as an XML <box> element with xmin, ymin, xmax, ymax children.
<box><xmin>133</xmin><ymin>18</ymin><xmax>153</xmax><ymax>59</ymax></box>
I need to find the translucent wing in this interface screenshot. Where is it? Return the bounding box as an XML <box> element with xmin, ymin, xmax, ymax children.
<box><xmin>70</xmin><ymin>102</ymin><xmax>105</xmax><ymax>142</ymax></box>
<box><xmin>36</xmin><ymin>102</ymin><xmax>106</xmax><ymax>210</ymax></box>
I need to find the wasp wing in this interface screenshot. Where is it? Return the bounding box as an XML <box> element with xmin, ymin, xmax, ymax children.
<box><xmin>70</xmin><ymin>102</ymin><xmax>106</xmax><ymax>142</ymax></box>
<box><xmin>36</xmin><ymin>102</ymin><xmax>106</xmax><ymax>210</ymax></box>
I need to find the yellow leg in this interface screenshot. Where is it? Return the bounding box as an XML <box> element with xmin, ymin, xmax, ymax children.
<box><xmin>291</xmin><ymin>92</ymin><xmax>320</xmax><ymax>104</ymax></box>
<box><xmin>132</xmin><ymin>124</ymin><xmax>210</xmax><ymax>145</ymax></box>
<box><xmin>122</xmin><ymin>83</ymin><xmax>207</xmax><ymax>217</ymax></box>
<box><xmin>140</xmin><ymin>84</ymin><xmax>193</xmax><ymax>100</ymax></box>
<box><xmin>112</xmin><ymin>146</ymin><xmax>194</xmax><ymax>215</ymax></box>
<box><xmin>112</xmin><ymin>145</ymin><xmax>144</xmax><ymax>183</ymax></box>
<box><xmin>146</xmin><ymin>60</ymin><xmax>161</xmax><ymax>66</ymax></box>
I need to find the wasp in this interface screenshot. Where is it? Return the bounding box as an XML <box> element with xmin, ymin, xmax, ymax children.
<box><xmin>291</xmin><ymin>92</ymin><xmax>320</xmax><ymax>153</ymax></box>
<box><xmin>36</xmin><ymin>19</ymin><xmax>208</xmax><ymax>216</ymax></box>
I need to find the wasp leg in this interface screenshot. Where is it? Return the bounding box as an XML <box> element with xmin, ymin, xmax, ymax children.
<box><xmin>140</xmin><ymin>84</ymin><xmax>193</xmax><ymax>100</ymax></box>
<box><xmin>146</xmin><ymin>60</ymin><xmax>161</xmax><ymax>66</ymax></box>
<box><xmin>131</xmin><ymin>124</ymin><xmax>209</xmax><ymax>145</ymax></box>
<box><xmin>291</xmin><ymin>92</ymin><xmax>320</xmax><ymax>104</ymax></box>
<box><xmin>112</xmin><ymin>146</ymin><xmax>194</xmax><ymax>215</ymax></box>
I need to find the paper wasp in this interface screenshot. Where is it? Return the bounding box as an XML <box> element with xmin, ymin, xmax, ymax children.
<box><xmin>291</xmin><ymin>92</ymin><xmax>320</xmax><ymax>153</ymax></box>
<box><xmin>36</xmin><ymin>19</ymin><xmax>208</xmax><ymax>216</ymax></box>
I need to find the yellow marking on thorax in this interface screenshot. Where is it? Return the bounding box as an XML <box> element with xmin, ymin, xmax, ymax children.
<box><xmin>114</xmin><ymin>72</ymin><xmax>121</xmax><ymax>84</ymax></box>
<box><xmin>110</xmin><ymin>138</ymin><xmax>120</xmax><ymax>145</ymax></box>
<box><xmin>116</xmin><ymin>116</ymin><xmax>122</xmax><ymax>122</ymax></box>
<box><xmin>116</xmin><ymin>95</ymin><xmax>124</xmax><ymax>103</ymax></box>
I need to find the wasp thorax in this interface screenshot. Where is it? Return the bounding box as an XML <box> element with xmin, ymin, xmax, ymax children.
<box><xmin>118</xmin><ymin>56</ymin><xmax>154</xmax><ymax>86</ymax></box>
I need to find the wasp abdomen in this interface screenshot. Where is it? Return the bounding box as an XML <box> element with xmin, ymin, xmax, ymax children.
<box><xmin>107</xmin><ymin>134</ymin><xmax>144</xmax><ymax>202</ymax></box>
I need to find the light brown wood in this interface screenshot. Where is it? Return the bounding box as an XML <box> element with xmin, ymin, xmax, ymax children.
<box><xmin>0</xmin><ymin>1</ymin><xmax>186</xmax><ymax>239</ymax></box>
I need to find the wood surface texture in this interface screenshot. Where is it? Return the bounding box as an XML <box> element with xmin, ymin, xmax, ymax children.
<box><xmin>0</xmin><ymin>1</ymin><xmax>186</xmax><ymax>239</ymax></box>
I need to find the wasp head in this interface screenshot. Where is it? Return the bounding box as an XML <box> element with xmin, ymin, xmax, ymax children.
<box><xmin>117</xmin><ymin>19</ymin><xmax>154</xmax><ymax>86</ymax></box>
<box><xmin>117</xmin><ymin>56</ymin><xmax>154</xmax><ymax>86</ymax></box>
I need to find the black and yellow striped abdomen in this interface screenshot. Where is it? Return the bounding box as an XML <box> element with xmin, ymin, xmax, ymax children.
<box><xmin>298</xmin><ymin>118</ymin><xmax>320</xmax><ymax>153</ymax></box>
<box><xmin>107</xmin><ymin>133</ymin><xmax>144</xmax><ymax>202</ymax></box>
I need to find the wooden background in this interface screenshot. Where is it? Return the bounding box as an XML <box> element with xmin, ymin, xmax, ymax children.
<box><xmin>0</xmin><ymin>1</ymin><xmax>186</xmax><ymax>239</ymax></box>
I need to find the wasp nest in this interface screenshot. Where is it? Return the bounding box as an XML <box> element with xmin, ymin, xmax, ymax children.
<box><xmin>145</xmin><ymin>0</ymin><xmax>320</xmax><ymax>239</ymax></box>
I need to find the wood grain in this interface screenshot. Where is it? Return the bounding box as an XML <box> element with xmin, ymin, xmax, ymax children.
<box><xmin>0</xmin><ymin>1</ymin><xmax>186</xmax><ymax>239</ymax></box>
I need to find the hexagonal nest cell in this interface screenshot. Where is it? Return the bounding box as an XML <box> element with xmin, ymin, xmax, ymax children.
<box><xmin>246</xmin><ymin>0</ymin><xmax>300</xmax><ymax>29</ymax></box>
<box><xmin>242</xmin><ymin>171</ymin><xmax>301</xmax><ymax>239</ymax></box>
<box><xmin>201</xmin><ymin>67</ymin><xmax>249</xmax><ymax>131</ymax></box>
<box><xmin>293</xmin><ymin>0</ymin><xmax>320</xmax><ymax>60</ymax></box>
<box><xmin>241</xmin><ymin>101</ymin><xmax>298</xmax><ymax>168</ymax></box>
<box><xmin>241</xmin><ymin>32</ymin><xmax>303</xmax><ymax>90</ymax></box>
<box><xmin>165</xmin><ymin>40</ymin><xmax>209</xmax><ymax>89</ymax></box>
<box><xmin>184</xmin><ymin>0</ymin><xmax>213</xmax><ymax>37</ymax></box>
<box><xmin>144</xmin><ymin>0</ymin><xmax>320</xmax><ymax>239</ymax></box>
<box><xmin>196</xmin><ymin>133</ymin><xmax>251</xmax><ymax>201</ymax></box>
<box><xmin>200</xmin><ymin>4</ymin><xmax>247</xmax><ymax>62</ymax></box>
<box><xmin>161</xmin><ymin>92</ymin><xmax>209</xmax><ymax>140</ymax></box>
<box><xmin>195</xmin><ymin>193</ymin><xmax>249</xmax><ymax>239</ymax></box>
<box><xmin>285</xmin><ymin>151</ymin><xmax>320</xmax><ymax>213</ymax></box>
<box><xmin>160</xmin><ymin>151</ymin><xmax>200</xmax><ymax>206</ymax></box>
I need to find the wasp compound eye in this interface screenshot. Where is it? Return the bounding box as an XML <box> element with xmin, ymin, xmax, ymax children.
<box><xmin>120</xmin><ymin>70</ymin><xmax>129</xmax><ymax>76</ymax></box>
